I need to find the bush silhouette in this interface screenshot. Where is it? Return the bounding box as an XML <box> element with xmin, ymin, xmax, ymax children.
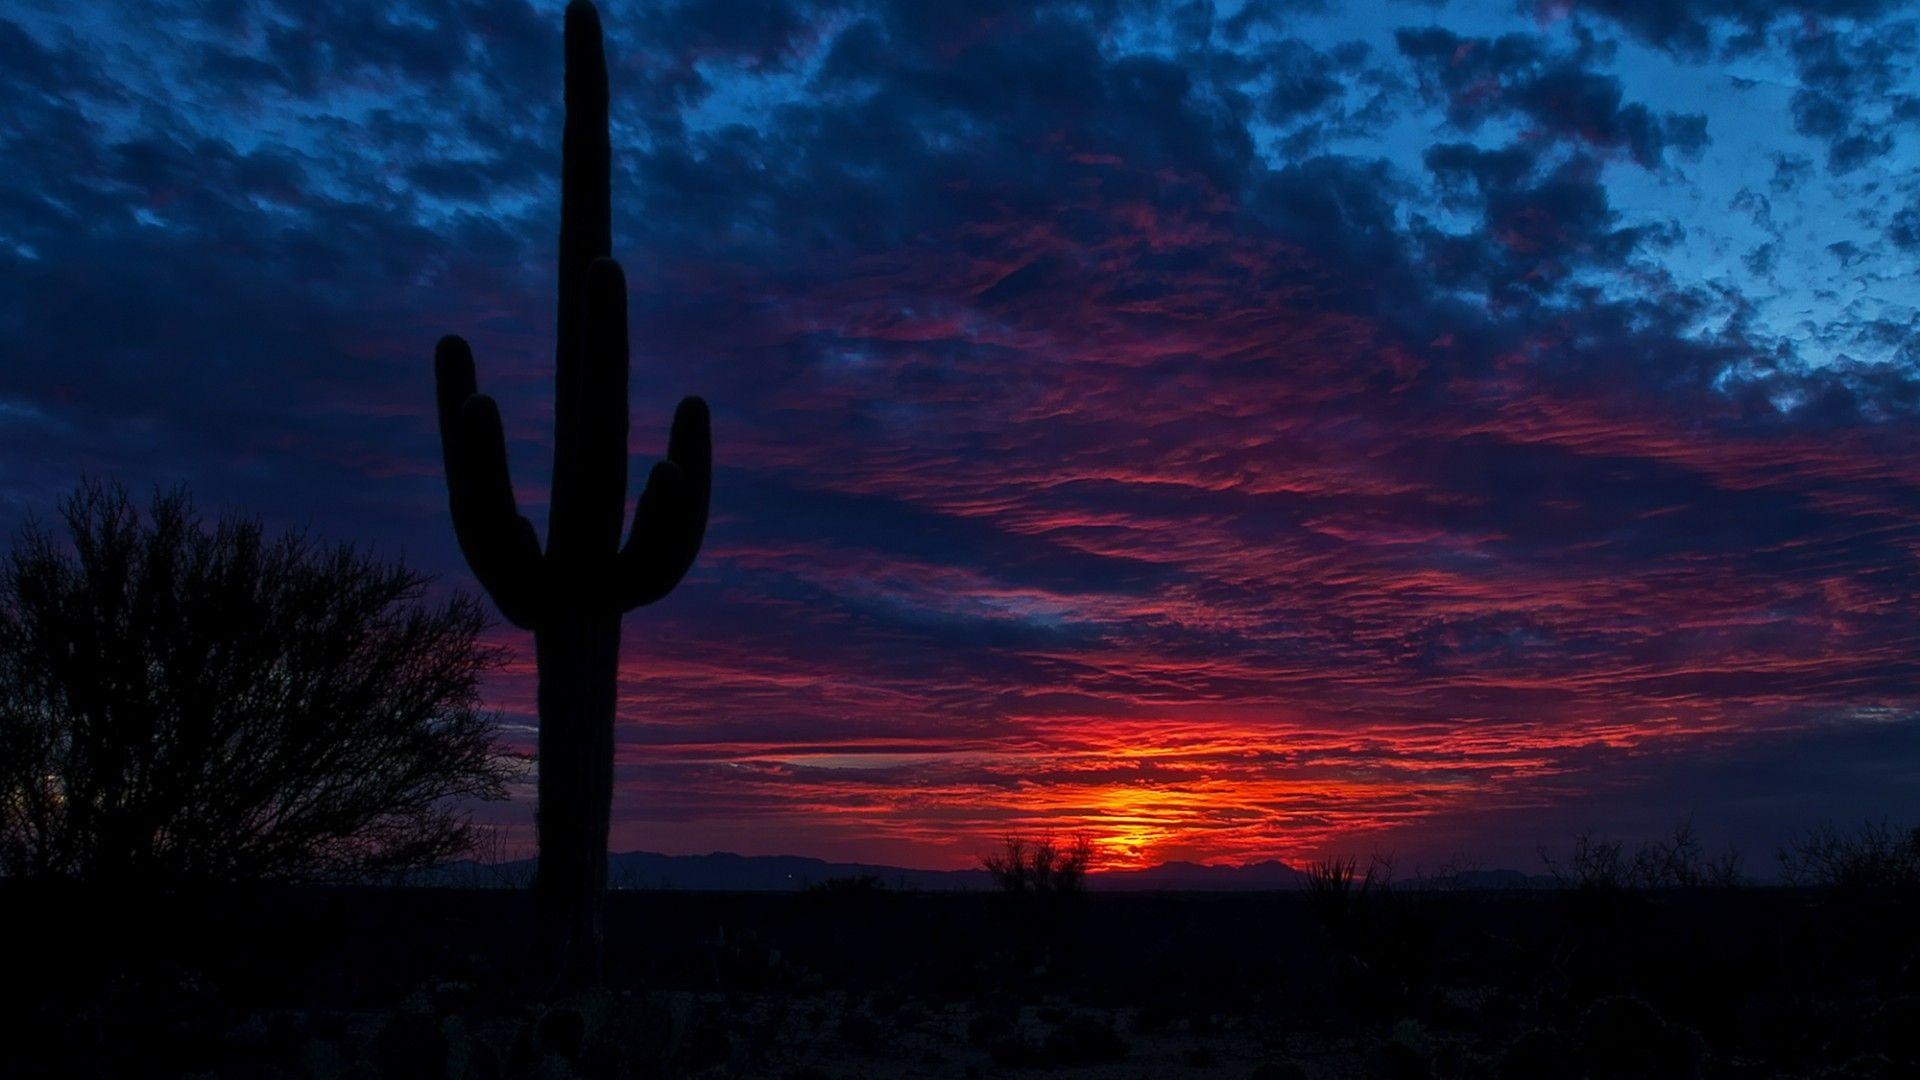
<box><xmin>981</xmin><ymin>834</ymin><xmax>1093</xmax><ymax>895</ymax></box>
<box><xmin>0</xmin><ymin>480</ymin><xmax>511</xmax><ymax>884</ymax></box>
<box><xmin>1541</xmin><ymin>819</ymin><xmax>1742</xmax><ymax>891</ymax></box>
<box><xmin>1777</xmin><ymin>819</ymin><xmax>1920</xmax><ymax>889</ymax></box>
<box><xmin>1305</xmin><ymin>853</ymin><xmax>1388</xmax><ymax>939</ymax></box>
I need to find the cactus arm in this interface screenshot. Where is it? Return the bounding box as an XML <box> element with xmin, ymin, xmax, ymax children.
<box><xmin>432</xmin><ymin>334</ymin><xmax>480</xmax><ymax>430</ymax></box>
<box><xmin>549</xmin><ymin>0</ymin><xmax>614</xmax><ymax>566</ymax></box>
<box><xmin>434</xmin><ymin>335</ymin><xmax>545</xmax><ymax>629</ymax></box>
<box><xmin>455</xmin><ymin>394</ymin><xmax>547</xmax><ymax>629</ymax></box>
<box><xmin>615</xmin><ymin>461</ymin><xmax>689</xmax><ymax>610</ymax></box>
<box><xmin>614</xmin><ymin>397</ymin><xmax>709</xmax><ymax>610</ymax></box>
<box><xmin>665</xmin><ymin>395</ymin><xmax>712</xmax><ymax>570</ymax></box>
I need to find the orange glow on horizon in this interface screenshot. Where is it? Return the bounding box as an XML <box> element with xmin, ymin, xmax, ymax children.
<box><xmin>511</xmin><ymin>695</ymin><xmax>1791</xmax><ymax>871</ymax></box>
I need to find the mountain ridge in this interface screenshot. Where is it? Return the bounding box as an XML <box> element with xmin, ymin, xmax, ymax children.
<box><xmin>414</xmin><ymin>850</ymin><xmax>1552</xmax><ymax>891</ymax></box>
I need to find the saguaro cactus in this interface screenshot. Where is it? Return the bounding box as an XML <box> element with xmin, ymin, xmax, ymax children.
<box><xmin>432</xmin><ymin>0</ymin><xmax>710</xmax><ymax>988</ymax></box>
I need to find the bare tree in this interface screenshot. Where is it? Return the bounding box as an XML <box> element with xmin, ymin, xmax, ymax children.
<box><xmin>982</xmin><ymin>834</ymin><xmax>1094</xmax><ymax>895</ymax></box>
<box><xmin>1777</xmin><ymin>819</ymin><xmax>1920</xmax><ymax>890</ymax></box>
<box><xmin>0</xmin><ymin>481</ymin><xmax>514</xmax><ymax>885</ymax></box>
<box><xmin>1541</xmin><ymin>819</ymin><xmax>1745</xmax><ymax>891</ymax></box>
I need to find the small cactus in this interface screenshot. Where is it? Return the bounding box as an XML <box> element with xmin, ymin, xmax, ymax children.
<box><xmin>433</xmin><ymin>0</ymin><xmax>710</xmax><ymax>988</ymax></box>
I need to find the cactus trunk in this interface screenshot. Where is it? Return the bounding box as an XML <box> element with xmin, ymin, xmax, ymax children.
<box><xmin>433</xmin><ymin>0</ymin><xmax>711</xmax><ymax>991</ymax></box>
<box><xmin>534</xmin><ymin>613</ymin><xmax>620</xmax><ymax>984</ymax></box>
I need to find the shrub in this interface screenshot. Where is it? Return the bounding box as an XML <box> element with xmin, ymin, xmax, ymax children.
<box><xmin>1305</xmin><ymin>855</ymin><xmax>1377</xmax><ymax>900</ymax></box>
<box><xmin>1541</xmin><ymin>819</ymin><xmax>1742</xmax><ymax>891</ymax></box>
<box><xmin>1305</xmin><ymin>852</ymin><xmax>1391</xmax><ymax>940</ymax></box>
<box><xmin>981</xmin><ymin>834</ymin><xmax>1094</xmax><ymax>895</ymax></box>
<box><xmin>809</xmin><ymin>873</ymin><xmax>887</xmax><ymax>894</ymax></box>
<box><xmin>1542</xmin><ymin>830</ymin><xmax>1629</xmax><ymax>891</ymax></box>
<box><xmin>0</xmin><ymin>480</ymin><xmax>513</xmax><ymax>884</ymax></box>
<box><xmin>1777</xmin><ymin>819</ymin><xmax>1920</xmax><ymax>889</ymax></box>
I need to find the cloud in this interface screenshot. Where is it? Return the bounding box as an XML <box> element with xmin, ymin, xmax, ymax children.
<box><xmin>1396</xmin><ymin>25</ymin><xmax>1708</xmax><ymax>169</ymax></box>
<box><xmin>1557</xmin><ymin>0</ymin><xmax>1907</xmax><ymax>57</ymax></box>
<box><xmin>1784</xmin><ymin>17</ymin><xmax>1920</xmax><ymax>175</ymax></box>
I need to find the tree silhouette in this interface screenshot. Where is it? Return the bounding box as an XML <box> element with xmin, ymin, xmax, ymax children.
<box><xmin>982</xmin><ymin>834</ymin><xmax>1094</xmax><ymax>895</ymax></box>
<box><xmin>432</xmin><ymin>0</ymin><xmax>711</xmax><ymax>988</ymax></box>
<box><xmin>0</xmin><ymin>481</ymin><xmax>511</xmax><ymax>885</ymax></box>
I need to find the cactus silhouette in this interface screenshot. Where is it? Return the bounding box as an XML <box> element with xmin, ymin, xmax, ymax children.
<box><xmin>432</xmin><ymin>0</ymin><xmax>709</xmax><ymax>988</ymax></box>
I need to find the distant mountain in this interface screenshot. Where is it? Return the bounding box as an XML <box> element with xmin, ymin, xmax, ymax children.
<box><xmin>1416</xmin><ymin>868</ymin><xmax>1555</xmax><ymax>891</ymax></box>
<box><xmin>602</xmin><ymin>851</ymin><xmax>993</xmax><ymax>892</ymax></box>
<box><xmin>1094</xmin><ymin>859</ymin><xmax>1308</xmax><ymax>890</ymax></box>
<box><xmin>414</xmin><ymin>851</ymin><xmax>989</xmax><ymax>891</ymax></box>
<box><xmin>412</xmin><ymin>850</ymin><xmax>1554</xmax><ymax>891</ymax></box>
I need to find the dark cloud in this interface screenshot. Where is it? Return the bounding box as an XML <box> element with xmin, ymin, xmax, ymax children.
<box><xmin>1889</xmin><ymin>201</ymin><xmax>1920</xmax><ymax>250</ymax></box>
<box><xmin>1259</xmin><ymin>39</ymin><xmax>1347</xmax><ymax>121</ymax></box>
<box><xmin>1785</xmin><ymin>19</ymin><xmax>1918</xmax><ymax>174</ymax></box>
<box><xmin>1397</xmin><ymin>25</ymin><xmax>1709</xmax><ymax>168</ymax></box>
<box><xmin>1557</xmin><ymin>1</ymin><xmax>1918</xmax><ymax>177</ymax></box>
<box><xmin>1769</xmin><ymin>153</ymin><xmax>1816</xmax><ymax>193</ymax></box>
<box><xmin>1220</xmin><ymin>0</ymin><xmax>1337</xmax><ymax>43</ymax></box>
<box><xmin>1558</xmin><ymin>0</ymin><xmax>1907</xmax><ymax>57</ymax></box>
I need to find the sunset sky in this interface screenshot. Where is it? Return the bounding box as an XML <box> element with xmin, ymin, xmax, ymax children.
<box><xmin>3</xmin><ymin>0</ymin><xmax>1920</xmax><ymax>872</ymax></box>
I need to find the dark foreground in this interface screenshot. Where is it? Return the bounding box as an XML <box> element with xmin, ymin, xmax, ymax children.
<box><xmin>4</xmin><ymin>884</ymin><xmax>1916</xmax><ymax>1078</ymax></box>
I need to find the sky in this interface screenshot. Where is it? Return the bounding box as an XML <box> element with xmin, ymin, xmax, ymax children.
<box><xmin>2</xmin><ymin>0</ymin><xmax>1919</xmax><ymax>873</ymax></box>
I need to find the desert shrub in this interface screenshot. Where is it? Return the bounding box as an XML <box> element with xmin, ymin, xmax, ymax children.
<box><xmin>809</xmin><ymin>873</ymin><xmax>887</xmax><ymax>894</ymax></box>
<box><xmin>1542</xmin><ymin>820</ymin><xmax>1742</xmax><ymax>891</ymax></box>
<box><xmin>981</xmin><ymin>834</ymin><xmax>1094</xmax><ymax>895</ymax></box>
<box><xmin>1620</xmin><ymin>819</ymin><xmax>1742</xmax><ymax>889</ymax></box>
<box><xmin>1777</xmin><ymin>820</ymin><xmax>1920</xmax><ymax>889</ymax></box>
<box><xmin>1304</xmin><ymin>852</ymin><xmax>1397</xmax><ymax>951</ymax></box>
<box><xmin>1419</xmin><ymin>853</ymin><xmax>1487</xmax><ymax>891</ymax></box>
<box><xmin>1543</xmin><ymin>831</ymin><xmax>1629</xmax><ymax>891</ymax></box>
<box><xmin>1308</xmin><ymin>851</ymin><xmax>1393</xmax><ymax>894</ymax></box>
<box><xmin>0</xmin><ymin>480</ymin><xmax>513</xmax><ymax>884</ymax></box>
<box><xmin>1306</xmin><ymin>854</ymin><xmax>1388</xmax><ymax>906</ymax></box>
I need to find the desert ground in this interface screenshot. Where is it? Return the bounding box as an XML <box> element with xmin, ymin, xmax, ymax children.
<box><xmin>4</xmin><ymin>882</ymin><xmax>1917</xmax><ymax>1078</ymax></box>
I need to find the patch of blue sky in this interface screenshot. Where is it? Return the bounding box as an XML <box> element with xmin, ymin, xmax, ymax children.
<box><xmin>848</xmin><ymin>573</ymin><xmax>1090</xmax><ymax>631</ymax></box>
<box><xmin>1602</xmin><ymin>19</ymin><xmax>1919</xmax><ymax>372</ymax></box>
<box><xmin>674</xmin><ymin>9</ymin><xmax>860</xmax><ymax>138</ymax></box>
<box><xmin>5</xmin><ymin>2</ymin><xmax>543</xmax><ymax>234</ymax></box>
<box><xmin>0</xmin><ymin>232</ymin><xmax>39</xmax><ymax>261</ymax></box>
<box><xmin>1136</xmin><ymin>1</ymin><xmax>1919</xmax><ymax>376</ymax></box>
